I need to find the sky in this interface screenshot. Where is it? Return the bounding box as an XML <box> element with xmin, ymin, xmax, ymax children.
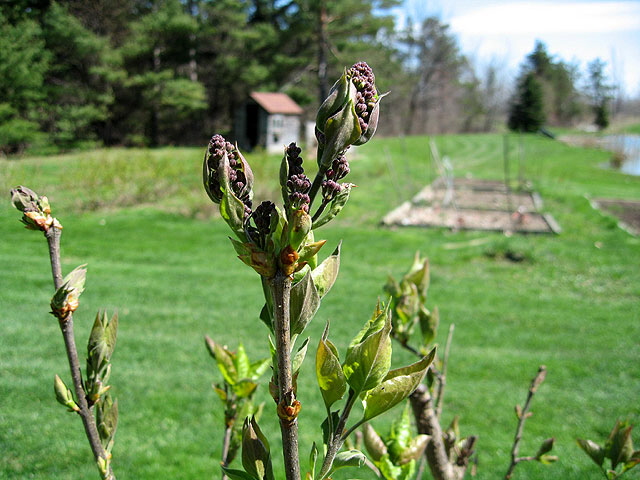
<box><xmin>391</xmin><ymin>0</ymin><xmax>640</xmax><ymax>97</ymax></box>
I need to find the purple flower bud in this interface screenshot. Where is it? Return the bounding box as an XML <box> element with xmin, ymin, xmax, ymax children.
<box><xmin>321</xmin><ymin>179</ymin><xmax>343</xmax><ymax>202</ymax></box>
<box><xmin>284</xmin><ymin>143</ymin><xmax>311</xmax><ymax>212</ymax></box>
<box><xmin>203</xmin><ymin>134</ymin><xmax>254</xmax><ymax>214</ymax></box>
<box><xmin>245</xmin><ymin>201</ymin><xmax>277</xmax><ymax>250</ymax></box>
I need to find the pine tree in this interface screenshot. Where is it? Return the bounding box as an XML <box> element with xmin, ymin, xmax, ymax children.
<box><xmin>508</xmin><ymin>71</ymin><xmax>545</xmax><ymax>132</ymax></box>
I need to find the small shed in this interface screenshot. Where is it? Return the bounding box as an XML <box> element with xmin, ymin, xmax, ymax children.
<box><xmin>235</xmin><ymin>92</ymin><xmax>304</xmax><ymax>153</ymax></box>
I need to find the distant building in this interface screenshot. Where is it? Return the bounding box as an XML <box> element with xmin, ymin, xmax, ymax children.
<box><xmin>235</xmin><ymin>92</ymin><xmax>304</xmax><ymax>153</ymax></box>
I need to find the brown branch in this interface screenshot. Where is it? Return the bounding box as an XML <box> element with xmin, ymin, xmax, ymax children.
<box><xmin>46</xmin><ymin>227</ymin><xmax>114</xmax><ymax>480</ymax></box>
<box><xmin>269</xmin><ymin>271</ymin><xmax>301</xmax><ymax>480</ymax></box>
<box><xmin>409</xmin><ymin>384</ymin><xmax>474</xmax><ymax>480</ymax></box>
<box><xmin>220</xmin><ymin>424</ymin><xmax>232</xmax><ymax>480</ymax></box>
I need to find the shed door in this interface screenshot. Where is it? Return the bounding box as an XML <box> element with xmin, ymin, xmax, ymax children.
<box><xmin>246</xmin><ymin>103</ymin><xmax>260</xmax><ymax>148</ymax></box>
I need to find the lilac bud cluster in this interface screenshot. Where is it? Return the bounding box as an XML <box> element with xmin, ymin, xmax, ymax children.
<box><xmin>285</xmin><ymin>143</ymin><xmax>311</xmax><ymax>212</ymax></box>
<box><xmin>205</xmin><ymin>134</ymin><xmax>253</xmax><ymax>215</ymax></box>
<box><xmin>246</xmin><ymin>200</ymin><xmax>276</xmax><ymax>248</ymax></box>
<box><xmin>348</xmin><ymin>62</ymin><xmax>377</xmax><ymax>133</ymax></box>
<box><xmin>321</xmin><ymin>154</ymin><xmax>350</xmax><ymax>202</ymax></box>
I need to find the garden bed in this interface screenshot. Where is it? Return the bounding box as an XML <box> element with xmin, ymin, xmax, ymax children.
<box><xmin>382</xmin><ymin>178</ymin><xmax>561</xmax><ymax>234</ymax></box>
<box><xmin>591</xmin><ymin>198</ymin><xmax>640</xmax><ymax>235</ymax></box>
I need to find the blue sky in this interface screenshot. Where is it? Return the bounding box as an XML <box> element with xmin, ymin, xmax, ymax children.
<box><xmin>391</xmin><ymin>0</ymin><xmax>640</xmax><ymax>96</ymax></box>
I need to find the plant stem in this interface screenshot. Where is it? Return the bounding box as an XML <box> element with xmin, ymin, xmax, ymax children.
<box><xmin>504</xmin><ymin>365</ymin><xmax>547</xmax><ymax>480</ymax></box>
<box><xmin>269</xmin><ymin>271</ymin><xmax>300</xmax><ymax>480</ymax></box>
<box><xmin>435</xmin><ymin>323</ymin><xmax>455</xmax><ymax>419</ymax></box>
<box><xmin>46</xmin><ymin>227</ymin><xmax>115</xmax><ymax>480</ymax></box>
<box><xmin>318</xmin><ymin>389</ymin><xmax>358</xmax><ymax>479</ymax></box>
<box><xmin>221</xmin><ymin>424</ymin><xmax>232</xmax><ymax>480</ymax></box>
<box><xmin>308</xmin><ymin>165</ymin><xmax>329</xmax><ymax>209</ymax></box>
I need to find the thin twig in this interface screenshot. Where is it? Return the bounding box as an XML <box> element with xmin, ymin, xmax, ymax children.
<box><xmin>269</xmin><ymin>272</ymin><xmax>301</xmax><ymax>480</ymax></box>
<box><xmin>435</xmin><ymin>323</ymin><xmax>455</xmax><ymax>419</ymax></box>
<box><xmin>308</xmin><ymin>164</ymin><xmax>329</xmax><ymax>209</ymax></box>
<box><xmin>504</xmin><ymin>365</ymin><xmax>547</xmax><ymax>480</ymax></box>
<box><xmin>220</xmin><ymin>423</ymin><xmax>233</xmax><ymax>480</ymax></box>
<box><xmin>46</xmin><ymin>227</ymin><xmax>115</xmax><ymax>480</ymax></box>
<box><xmin>318</xmin><ymin>389</ymin><xmax>358</xmax><ymax>479</ymax></box>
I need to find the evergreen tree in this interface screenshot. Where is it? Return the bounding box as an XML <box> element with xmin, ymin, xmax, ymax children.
<box><xmin>508</xmin><ymin>71</ymin><xmax>545</xmax><ymax>132</ymax></box>
<box><xmin>119</xmin><ymin>0</ymin><xmax>206</xmax><ymax>145</ymax></box>
<box><xmin>0</xmin><ymin>12</ymin><xmax>49</xmax><ymax>153</ymax></box>
<box><xmin>40</xmin><ymin>2</ymin><xmax>118</xmax><ymax>149</ymax></box>
<box><xmin>588</xmin><ymin>58</ymin><xmax>612</xmax><ymax>130</ymax></box>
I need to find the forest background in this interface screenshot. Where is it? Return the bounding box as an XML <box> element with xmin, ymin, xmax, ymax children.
<box><xmin>2</xmin><ymin>0</ymin><xmax>639</xmax><ymax>156</ymax></box>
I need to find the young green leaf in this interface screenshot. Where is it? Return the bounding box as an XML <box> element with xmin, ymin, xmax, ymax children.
<box><xmin>290</xmin><ymin>270</ymin><xmax>321</xmax><ymax>336</ymax></box>
<box><xmin>577</xmin><ymin>438</ymin><xmax>605</xmax><ymax>467</ymax></box>
<box><xmin>327</xmin><ymin>449</ymin><xmax>366</xmax><ymax>475</ymax></box>
<box><xmin>311</xmin><ymin>242</ymin><xmax>341</xmax><ymax>298</ymax></box>
<box><xmin>343</xmin><ymin>305</ymin><xmax>392</xmax><ymax>394</ymax></box>
<box><xmin>362</xmin><ymin>423</ymin><xmax>388</xmax><ymax>462</ymax></box>
<box><xmin>242</xmin><ymin>416</ymin><xmax>274</xmax><ymax>480</ymax></box>
<box><xmin>205</xmin><ymin>336</ymin><xmax>238</xmax><ymax>386</ymax></box>
<box><xmin>316</xmin><ymin>323</ymin><xmax>347</xmax><ymax>409</ymax></box>
<box><xmin>361</xmin><ymin>349</ymin><xmax>436</xmax><ymax>422</ymax></box>
<box><xmin>221</xmin><ymin>466</ymin><xmax>258</xmax><ymax>480</ymax></box>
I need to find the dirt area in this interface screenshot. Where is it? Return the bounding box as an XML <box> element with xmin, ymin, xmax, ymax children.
<box><xmin>591</xmin><ymin>198</ymin><xmax>640</xmax><ymax>236</ymax></box>
<box><xmin>382</xmin><ymin>178</ymin><xmax>561</xmax><ymax>234</ymax></box>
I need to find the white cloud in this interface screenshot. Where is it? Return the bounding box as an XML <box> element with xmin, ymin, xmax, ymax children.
<box><xmin>450</xmin><ymin>1</ymin><xmax>640</xmax><ymax>35</ymax></box>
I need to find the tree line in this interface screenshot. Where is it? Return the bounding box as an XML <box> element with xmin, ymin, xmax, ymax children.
<box><xmin>0</xmin><ymin>0</ymin><xmax>619</xmax><ymax>155</ymax></box>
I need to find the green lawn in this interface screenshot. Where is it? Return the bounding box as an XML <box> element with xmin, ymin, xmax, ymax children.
<box><xmin>1</xmin><ymin>133</ymin><xmax>639</xmax><ymax>479</ymax></box>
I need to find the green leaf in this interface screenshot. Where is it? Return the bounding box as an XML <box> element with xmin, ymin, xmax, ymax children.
<box><xmin>249</xmin><ymin>358</ymin><xmax>271</xmax><ymax>380</ymax></box>
<box><xmin>328</xmin><ymin>449</ymin><xmax>366</xmax><ymax>475</ymax></box>
<box><xmin>292</xmin><ymin>338</ymin><xmax>310</xmax><ymax>375</ymax></box>
<box><xmin>343</xmin><ymin>305</ymin><xmax>392</xmax><ymax>394</ymax></box>
<box><xmin>361</xmin><ymin>349</ymin><xmax>436</xmax><ymax>422</ymax></box>
<box><xmin>312</xmin><ymin>184</ymin><xmax>353</xmax><ymax>229</ymax></box>
<box><xmin>242</xmin><ymin>416</ymin><xmax>274</xmax><ymax>480</ymax></box>
<box><xmin>362</xmin><ymin>423</ymin><xmax>387</xmax><ymax>462</ymax></box>
<box><xmin>537</xmin><ymin>454</ymin><xmax>559</xmax><ymax>465</ymax></box>
<box><xmin>308</xmin><ymin>442</ymin><xmax>318</xmax><ymax>479</ymax></box>
<box><xmin>418</xmin><ymin>305</ymin><xmax>439</xmax><ymax>346</ymax></box>
<box><xmin>290</xmin><ymin>270</ymin><xmax>321</xmax><ymax>336</ymax></box>
<box><xmin>235</xmin><ymin>344</ymin><xmax>251</xmax><ymax>379</ymax></box>
<box><xmin>298</xmin><ymin>239</ymin><xmax>326</xmax><ymax>266</ymax></box>
<box><xmin>404</xmin><ymin>253</ymin><xmax>429</xmax><ymax>299</ymax></box>
<box><xmin>388</xmin><ymin>405</ymin><xmax>413</xmax><ymax>459</ymax></box>
<box><xmin>536</xmin><ymin>437</ymin><xmax>555</xmax><ymax>458</ymax></box>
<box><xmin>88</xmin><ymin>311</ymin><xmax>118</xmax><ymax>370</ymax></box>
<box><xmin>398</xmin><ymin>435</ymin><xmax>430</xmax><ymax>466</ymax></box>
<box><xmin>606</xmin><ymin>421</ymin><xmax>634</xmax><ymax>468</ymax></box>
<box><xmin>221</xmin><ymin>466</ymin><xmax>258</xmax><ymax>480</ymax></box>
<box><xmin>205</xmin><ymin>336</ymin><xmax>238</xmax><ymax>386</ymax></box>
<box><xmin>232</xmin><ymin>380</ymin><xmax>258</xmax><ymax>398</ymax></box>
<box><xmin>316</xmin><ymin>323</ymin><xmax>347</xmax><ymax>409</ymax></box>
<box><xmin>577</xmin><ymin>438</ymin><xmax>605</xmax><ymax>467</ymax></box>
<box><xmin>311</xmin><ymin>243</ymin><xmax>341</xmax><ymax>298</ymax></box>
<box><xmin>376</xmin><ymin>454</ymin><xmax>403</xmax><ymax>480</ymax></box>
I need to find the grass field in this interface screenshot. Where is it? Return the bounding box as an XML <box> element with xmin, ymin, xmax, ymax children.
<box><xmin>1</xmin><ymin>132</ymin><xmax>639</xmax><ymax>480</ymax></box>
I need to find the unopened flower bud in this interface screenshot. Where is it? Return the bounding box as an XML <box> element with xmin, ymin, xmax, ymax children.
<box><xmin>10</xmin><ymin>186</ymin><xmax>61</xmax><ymax>232</ymax></box>
<box><xmin>283</xmin><ymin>143</ymin><xmax>311</xmax><ymax>212</ymax></box>
<box><xmin>315</xmin><ymin>62</ymin><xmax>383</xmax><ymax>168</ymax></box>
<box><xmin>50</xmin><ymin>265</ymin><xmax>87</xmax><ymax>320</ymax></box>
<box><xmin>203</xmin><ymin>134</ymin><xmax>254</xmax><ymax>215</ymax></box>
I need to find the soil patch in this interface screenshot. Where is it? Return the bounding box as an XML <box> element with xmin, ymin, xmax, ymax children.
<box><xmin>591</xmin><ymin>198</ymin><xmax>640</xmax><ymax>236</ymax></box>
<box><xmin>382</xmin><ymin>178</ymin><xmax>560</xmax><ymax>234</ymax></box>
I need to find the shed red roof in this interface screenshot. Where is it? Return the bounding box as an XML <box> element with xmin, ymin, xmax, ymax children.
<box><xmin>250</xmin><ymin>92</ymin><xmax>303</xmax><ymax>115</ymax></box>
